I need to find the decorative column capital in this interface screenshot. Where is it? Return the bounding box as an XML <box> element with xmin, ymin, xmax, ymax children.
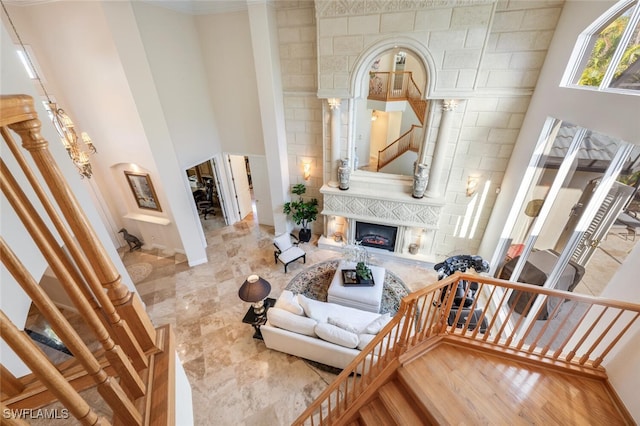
<box><xmin>441</xmin><ymin>99</ymin><xmax>458</xmax><ymax>112</ymax></box>
<box><xmin>328</xmin><ymin>98</ymin><xmax>341</xmax><ymax>110</ymax></box>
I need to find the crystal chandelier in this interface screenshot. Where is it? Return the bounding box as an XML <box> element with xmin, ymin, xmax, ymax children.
<box><xmin>2</xmin><ymin>0</ymin><xmax>97</xmax><ymax>178</ymax></box>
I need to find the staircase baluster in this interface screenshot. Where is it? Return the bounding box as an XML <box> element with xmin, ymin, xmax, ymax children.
<box><xmin>0</xmin><ymin>160</ymin><xmax>146</xmax><ymax>398</ymax></box>
<box><xmin>0</xmin><ymin>364</ymin><xmax>25</xmax><ymax>398</ymax></box>
<box><xmin>0</xmin><ymin>240</ymin><xmax>142</xmax><ymax>425</ymax></box>
<box><xmin>4</xmin><ymin>97</ymin><xmax>156</xmax><ymax>356</ymax></box>
<box><xmin>0</xmin><ymin>310</ymin><xmax>107</xmax><ymax>426</ymax></box>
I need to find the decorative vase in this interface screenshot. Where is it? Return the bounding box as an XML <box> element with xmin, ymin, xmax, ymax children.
<box><xmin>412</xmin><ymin>163</ymin><xmax>429</xmax><ymax>198</ymax></box>
<box><xmin>299</xmin><ymin>228</ymin><xmax>311</xmax><ymax>242</ymax></box>
<box><xmin>338</xmin><ymin>158</ymin><xmax>351</xmax><ymax>190</ymax></box>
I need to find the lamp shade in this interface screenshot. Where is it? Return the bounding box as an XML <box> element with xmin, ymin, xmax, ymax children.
<box><xmin>238</xmin><ymin>275</ymin><xmax>271</xmax><ymax>303</ymax></box>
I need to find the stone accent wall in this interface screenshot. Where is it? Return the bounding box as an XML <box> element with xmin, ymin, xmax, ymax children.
<box><xmin>276</xmin><ymin>1</ymin><xmax>324</xmax><ymax>234</ymax></box>
<box><xmin>315</xmin><ymin>0</ymin><xmax>497</xmax><ymax>97</ymax></box>
<box><xmin>429</xmin><ymin>1</ymin><xmax>563</xmax><ymax>257</ymax></box>
<box><xmin>277</xmin><ymin>0</ymin><xmax>564</xmax><ymax>258</ymax></box>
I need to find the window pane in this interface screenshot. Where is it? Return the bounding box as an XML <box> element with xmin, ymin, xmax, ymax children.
<box><xmin>609</xmin><ymin>16</ymin><xmax>640</xmax><ymax>91</ymax></box>
<box><xmin>578</xmin><ymin>7</ymin><xmax>635</xmax><ymax>88</ymax></box>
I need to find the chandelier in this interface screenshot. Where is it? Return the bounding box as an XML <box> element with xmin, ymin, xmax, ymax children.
<box><xmin>1</xmin><ymin>0</ymin><xmax>97</xmax><ymax>179</ymax></box>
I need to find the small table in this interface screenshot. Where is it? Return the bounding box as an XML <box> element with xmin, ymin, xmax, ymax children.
<box><xmin>242</xmin><ymin>297</ymin><xmax>275</xmax><ymax>340</ymax></box>
<box><xmin>327</xmin><ymin>260</ymin><xmax>385</xmax><ymax>313</ymax></box>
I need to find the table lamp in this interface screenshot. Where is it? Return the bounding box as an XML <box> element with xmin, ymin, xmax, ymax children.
<box><xmin>238</xmin><ymin>275</ymin><xmax>271</xmax><ymax>315</ymax></box>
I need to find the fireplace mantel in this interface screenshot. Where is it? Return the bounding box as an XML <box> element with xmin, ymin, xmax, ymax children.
<box><xmin>320</xmin><ymin>184</ymin><xmax>444</xmax><ymax>229</ymax></box>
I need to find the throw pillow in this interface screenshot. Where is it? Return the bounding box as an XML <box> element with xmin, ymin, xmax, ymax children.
<box><xmin>267</xmin><ymin>307</ymin><xmax>317</xmax><ymax>337</ymax></box>
<box><xmin>315</xmin><ymin>322</ymin><xmax>359</xmax><ymax>349</ymax></box>
<box><xmin>297</xmin><ymin>294</ymin><xmax>332</xmax><ymax>323</ymax></box>
<box><xmin>364</xmin><ymin>312</ymin><xmax>392</xmax><ymax>334</ymax></box>
<box><xmin>327</xmin><ymin>317</ymin><xmax>360</xmax><ymax>334</ymax></box>
<box><xmin>357</xmin><ymin>333</ymin><xmax>377</xmax><ymax>350</ymax></box>
<box><xmin>274</xmin><ymin>290</ymin><xmax>304</xmax><ymax>316</ymax></box>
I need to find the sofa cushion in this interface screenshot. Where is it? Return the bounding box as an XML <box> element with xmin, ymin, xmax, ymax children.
<box><xmin>328</xmin><ymin>317</ymin><xmax>360</xmax><ymax>334</ymax></box>
<box><xmin>267</xmin><ymin>307</ymin><xmax>317</xmax><ymax>337</ymax></box>
<box><xmin>315</xmin><ymin>322</ymin><xmax>359</xmax><ymax>349</ymax></box>
<box><xmin>297</xmin><ymin>294</ymin><xmax>334</xmax><ymax>322</ymax></box>
<box><xmin>364</xmin><ymin>313</ymin><xmax>392</xmax><ymax>334</ymax></box>
<box><xmin>298</xmin><ymin>294</ymin><xmax>381</xmax><ymax>331</ymax></box>
<box><xmin>275</xmin><ymin>290</ymin><xmax>304</xmax><ymax>316</ymax></box>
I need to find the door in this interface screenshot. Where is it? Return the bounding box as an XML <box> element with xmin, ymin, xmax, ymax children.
<box><xmin>247</xmin><ymin>155</ymin><xmax>273</xmax><ymax>226</ymax></box>
<box><xmin>228</xmin><ymin>155</ymin><xmax>253</xmax><ymax>220</ymax></box>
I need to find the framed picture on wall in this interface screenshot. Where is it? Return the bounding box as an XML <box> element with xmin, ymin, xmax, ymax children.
<box><xmin>124</xmin><ymin>171</ymin><xmax>162</xmax><ymax>212</ymax></box>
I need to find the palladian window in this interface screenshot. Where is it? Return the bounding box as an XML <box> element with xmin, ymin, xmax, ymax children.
<box><xmin>564</xmin><ymin>0</ymin><xmax>640</xmax><ymax>93</ymax></box>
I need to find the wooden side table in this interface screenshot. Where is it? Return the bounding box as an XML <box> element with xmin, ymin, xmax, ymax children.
<box><xmin>242</xmin><ymin>297</ymin><xmax>275</xmax><ymax>340</ymax></box>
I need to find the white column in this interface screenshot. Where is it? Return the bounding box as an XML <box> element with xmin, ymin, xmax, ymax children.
<box><xmin>425</xmin><ymin>99</ymin><xmax>457</xmax><ymax>198</ymax></box>
<box><xmin>328</xmin><ymin>98</ymin><xmax>341</xmax><ymax>187</ymax></box>
<box><xmin>247</xmin><ymin>0</ymin><xmax>290</xmax><ymax>234</ymax></box>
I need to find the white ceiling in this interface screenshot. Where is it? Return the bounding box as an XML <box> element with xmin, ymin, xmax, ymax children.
<box><xmin>137</xmin><ymin>0</ymin><xmax>248</xmax><ymax>15</ymax></box>
<box><xmin>5</xmin><ymin>0</ymin><xmax>248</xmax><ymax>15</ymax></box>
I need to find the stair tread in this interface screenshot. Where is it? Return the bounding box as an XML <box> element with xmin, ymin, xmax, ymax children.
<box><xmin>359</xmin><ymin>397</ymin><xmax>396</xmax><ymax>426</ymax></box>
<box><xmin>398</xmin><ymin>366</ymin><xmax>446</xmax><ymax>423</ymax></box>
<box><xmin>378</xmin><ymin>380</ymin><xmax>425</xmax><ymax>425</ymax></box>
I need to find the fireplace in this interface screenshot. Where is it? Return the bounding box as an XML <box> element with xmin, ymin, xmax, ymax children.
<box><xmin>355</xmin><ymin>222</ymin><xmax>398</xmax><ymax>252</ymax></box>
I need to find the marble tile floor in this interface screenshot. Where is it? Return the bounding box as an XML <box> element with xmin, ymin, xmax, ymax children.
<box><xmin>23</xmin><ymin>210</ymin><xmax>633</xmax><ymax>424</ymax></box>
<box><xmin>120</xmin><ymin>214</ymin><xmax>438</xmax><ymax>426</ymax></box>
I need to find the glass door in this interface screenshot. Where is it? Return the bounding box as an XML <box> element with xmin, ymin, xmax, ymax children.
<box><xmin>493</xmin><ymin>118</ymin><xmax>639</xmax><ymax>295</ymax></box>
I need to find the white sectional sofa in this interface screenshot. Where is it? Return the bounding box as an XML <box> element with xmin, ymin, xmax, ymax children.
<box><xmin>261</xmin><ymin>291</ymin><xmax>392</xmax><ymax>370</ymax></box>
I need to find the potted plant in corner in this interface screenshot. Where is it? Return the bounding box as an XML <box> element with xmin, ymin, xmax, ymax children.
<box><xmin>283</xmin><ymin>183</ymin><xmax>318</xmax><ymax>243</ymax></box>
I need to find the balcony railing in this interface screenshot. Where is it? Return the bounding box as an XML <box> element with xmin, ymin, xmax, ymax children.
<box><xmin>368</xmin><ymin>71</ymin><xmax>427</xmax><ymax>124</ymax></box>
<box><xmin>293</xmin><ymin>272</ymin><xmax>640</xmax><ymax>425</ymax></box>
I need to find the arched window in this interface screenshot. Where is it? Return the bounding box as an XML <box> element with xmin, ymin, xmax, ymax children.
<box><xmin>563</xmin><ymin>0</ymin><xmax>640</xmax><ymax>94</ymax></box>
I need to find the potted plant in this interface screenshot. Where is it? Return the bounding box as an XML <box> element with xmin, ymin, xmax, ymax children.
<box><xmin>283</xmin><ymin>183</ymin><xmax>318</xmax><ymax>242</ymax></box>
<box><xmin>355</xmin><ymin>261</ymin><xmax>373</xmax><ymax>284</ymax></box>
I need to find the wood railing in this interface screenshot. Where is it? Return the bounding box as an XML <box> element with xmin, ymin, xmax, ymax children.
<box><xmin>368</xmin><ymin>71</ymin><xmax>427</xmax><ymax>124</ymax></box>
<box><xmin>376</xmin><ymin>124</ymin><xmax>422</xmax><ymax>171</ymax></box>
<box><xmin>1</xmin><ymin>94</ymin><xmax>175</xmax><ymax>425</ymax></box>
<box><xmin>293</xmin><ymin>272</ymin><xmax>640</xmax><ymax>425</ymax></box>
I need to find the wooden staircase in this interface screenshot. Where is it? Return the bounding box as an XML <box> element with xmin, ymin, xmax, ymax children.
<box><xmin>357</xmin><ymin>380</ymin><xmax>424</xmax><ymax>425</ymax></box>
<box><xmin>293</xmin><ymin>274</ymin><xmax>639</xmax><ymax>425</ymax></box>
<box><xmin>342</xmin><ymin>340</ymin><xmax>630</xmax><ymax>425</ymax></box>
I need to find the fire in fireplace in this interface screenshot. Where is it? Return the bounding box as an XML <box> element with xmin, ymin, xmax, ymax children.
<box><xmin>355</xmin><ymin>222</ymin><xmax>398</xmax><ymax>252</ymax></box>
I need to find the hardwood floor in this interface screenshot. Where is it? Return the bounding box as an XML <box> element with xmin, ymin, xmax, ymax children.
<box><xmin>394</xmin><ymin>342</ymin><xmax>628</xmax><ymax>425</ymax></box>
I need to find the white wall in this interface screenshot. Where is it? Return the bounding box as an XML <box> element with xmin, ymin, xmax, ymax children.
<box><xmin>196</xmin><ymin>11</ymin><xmax>264</xmax><ymax>156</ymax></box>
<box><xmin>601</xmin><ymin>240</ymin><xmax>640</xmax><ymax>421</ymax></box>
<box><xmin>102</xmin><ymin>1</ymin><xmax>208</xmax><ymax>265</ymax></box>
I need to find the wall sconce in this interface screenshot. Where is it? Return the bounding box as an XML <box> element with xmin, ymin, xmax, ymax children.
<box><xmin>302</xmin><ymin>162</ymin><xmax>311</xmax><ymax>181</ymax></box>
<box><xmin>467</xmin><ymin>176</ymin><xmax>480</xmax><ymax>197</ymax></box>
<box><xmin>371</xmin><ymin>110</ymin><xmax>378</xmax><ymax>121</ymax></box>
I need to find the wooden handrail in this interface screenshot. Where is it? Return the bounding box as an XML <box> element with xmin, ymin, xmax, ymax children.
<box><xmin>1</xmin><ymin>94</ymin><xmax>176</xmax><ymax>425</ymax></box>
<box><xmin>293</xmin><ymin>272</ymin><xmax>640</xmax><ymax>425</ymax></box>
<box><xmin>376</xmin><ymin>124</ymin><xmax>422</xmax><ymax>170</ymax></box>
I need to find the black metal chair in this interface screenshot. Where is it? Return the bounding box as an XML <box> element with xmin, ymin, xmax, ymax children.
<box><xmin>273</xmin><ymin>233</ymin><xmax>306</xmax><ymax>273</ymax></box>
